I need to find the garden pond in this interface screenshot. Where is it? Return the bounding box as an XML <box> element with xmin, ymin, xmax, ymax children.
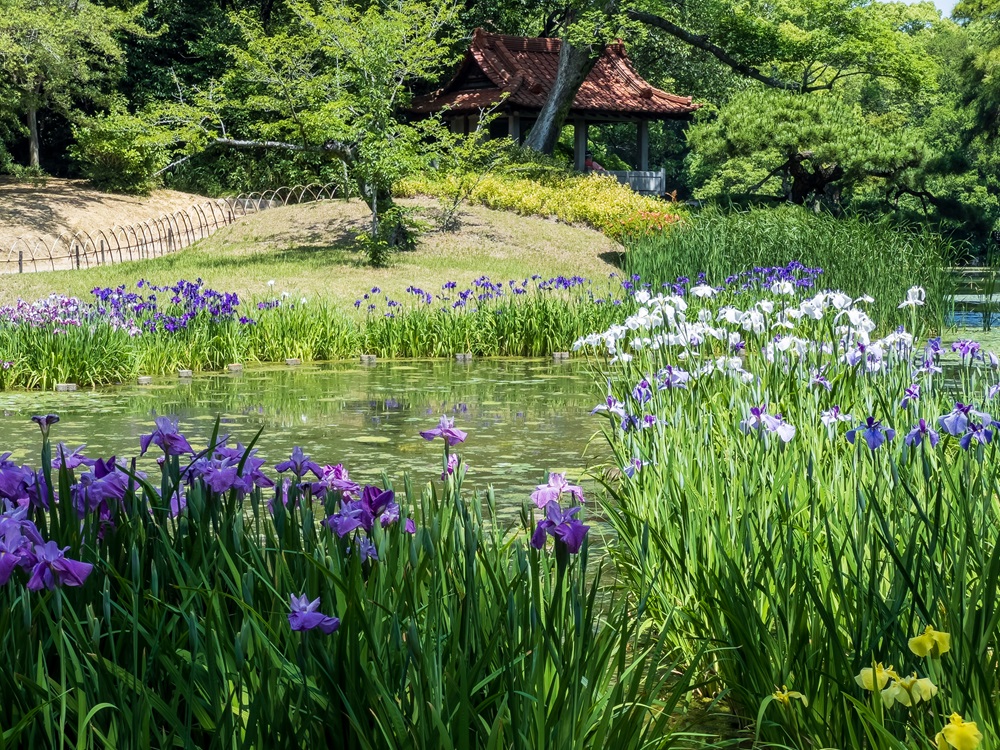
<box><xmin>0</xmin><ymin>358</ymin><xmax>607</xmax><ymax>521</ymax></box>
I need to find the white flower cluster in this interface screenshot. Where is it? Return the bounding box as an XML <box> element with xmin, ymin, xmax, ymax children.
<box><xmin>574</xmin><ymin>286</ymin><xmax>924</xmax><ymax>377</ymax></box>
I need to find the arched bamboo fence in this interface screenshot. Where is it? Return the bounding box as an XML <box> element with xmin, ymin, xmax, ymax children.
<box><xmin>2</xmin><ymin>183</ymin><xmax>340</xmax><ymax>273</ymax></box>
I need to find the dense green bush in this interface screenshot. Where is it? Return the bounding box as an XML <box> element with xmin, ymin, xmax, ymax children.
<box><xmin>399</xmin><ymin>170</ymin><xmax>682</xmax><ymax>239</ymax></box>
<box><xmin>70</xmin><ymin>111</ymin><xmax>173</xmax><ymax>194</ymax></box>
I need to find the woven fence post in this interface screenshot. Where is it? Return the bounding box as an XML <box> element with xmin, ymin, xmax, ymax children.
<box><xmin>75</xmin><ymin>244</ymin><xmax>81</xmax><ymax>270</ymax></box>
<box><xmin>100</xmin><ymin>239</ymin><xmax>106</xmax><ymax>265</ymax></box>
<box><xmin>18</xmin><ymin>250</ymin><xmax>23</xmax><ymax>274</ymax></box>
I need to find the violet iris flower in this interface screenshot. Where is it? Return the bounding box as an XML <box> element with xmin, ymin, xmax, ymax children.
<box><xmin>592</xmin><ymin>395</ymin><xmax>628</xmax><ymax>418</ymax></box>
<box><xmin>989</xmin><ymin>384</ymin><xmax>1000</xmax><ymax>401</ymax></box>
<box><xmin>288</xmin><ymin>594</ymin><xmax>340</xmax><ymax>634</ymax></box>
<box><xmin>323</xmin><ymin>485</ymin><xmax>397</xmax><ymax>537</ymax></box>
<box><xmin>530</xmin><ymin>503</ymin><xmax>590</xmax><ymax>554</ymax></box>
<box><xmin>311</xmin><ymin>463</ymin><xmax>360</xmax><ymax>499</ymax></box>
<box><xmin>419</xmin><ymin>415</ymin><xmax>467</xmax><ymax>446</ymax></box>
<box><xmin>0</xmin><ymin>454</ymin><xmax>30</xmax><ymax>501</ymax></box>
<box><xmin>657</xmin><ymin>366</ymin><xmax>690</xmax><ymax>390</ymax></box>
<box><xmin>353</xmin><ymin>535</ymin><xmax>379</xmax><ymax>563</ymax></box>
<box><xmin>139</xmin><ymin>416</ymin><xmax>194</xmax><ymax>456</ymax></box>
<box><xmin>441</xmin><ymin>453</ymin><xmax>460</xmax><ymax>480</ymax></box>
<box><xmin>820</xmin><ymin>406</ymin><xmax>853</xmax><ymax>427</ymax></box>
<box><xmin>531</xmin><ymin>473</ymin><xmax>585</xmax><ymax>508</ymax></box>
<box><xmin>52</xmin><ymin>444</ymin><xmax>95</xmax><ymax>470</ymax></box>
<box><xmin>632</xmin><ymin>379</ymin><xmax>653</xmax><ymax>404</ymax></box>
<box><xmin>905</xmin><ymin>419</ymin><xmax>939</xmax><ymax>448</ymax></box>
<box><xmin>26</xmin><ymin>541</ymin><xmax>93</xmax><ymax>591</ymax></box>
<box><xmin>275</xmin><ymin>446</ymin><xmax>322</xmax><ymax>478</ymax></box>
<box><xmin>960</xmin><ymin>422</ymin><xmax>994</xmax><ymax>451</ymax></box>
<box><xmin>740</xmin><ymin>405</ymin><xmax>796</xmax><ymax>443</ymax></box>
<box><xmin>846</xmin><ymin>417</ymin><xmax>896</xmax><ymax>451</ymax></box>
<box><xmin>952</xmin><ymin>339</ymin><xmax>982</xmax><ymax>361</ymax></box>
<box><xmin>31</xmin><ymin>414</ymin><xmax>59</xmax><ymax>439</ymax></box>
<box><xmin>810</xmin><ymin>367</ymin><xmax>832</xmax><ymax>392</ymax></box>
<box><xmin>938</xmin><ymin>402</ymin><xmax>992</xmax><ymax>437</ymax></box>
<box><xmin>622</xmin><ymin>458</ymin><xmax>648</xmax><ymax>479</ymax></box>
<box><xmin>72</xmin><ymin>458</ymin><xmax>129</xmax><ymax>520</ymax></box>
<box><xmin>900</xmin><ymin>384</ymin><xmax>920</xmax><ymax>409</ymax></box>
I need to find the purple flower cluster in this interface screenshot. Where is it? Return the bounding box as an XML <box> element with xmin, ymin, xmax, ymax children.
<box><xmin>0</xmin><ymin>504</ymin><xmax>92</xmax><ymax>591</ymax></box>
<box><xmin>322</xmin><ymin>481</ymin><xmax>415</xmax><ymax>562</ymax></box>
<box><xmin>640</xmin><ymin>262</ymin><xmax>822</xmax><ymax>297</ymax></box>
<box><xmin>529</xmin><ymin>473</ymin><xmax>590</xmax><ymax>554</ymax></box>
<box><xmin>0</xmin><ymin>294</ymin><xmax>85</xmax><ymax>334</ymax></box>
<box><xmin>91</xmin><ymin>279</ymin><xmax>252</xmax><ymax>334</ymax></box>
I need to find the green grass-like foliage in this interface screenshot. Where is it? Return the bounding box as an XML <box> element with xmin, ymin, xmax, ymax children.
<box><xmin>0</xmin><ymin>284</ymin><xmax>631</xmax><ymax>390</ymax></box>
<box><xmin>624</xmin><ymin>206</ymin><xmax>956</xmax><ymax>328</ymax></box>
<box><xmin>586</xmin><ymin>286</ymin><xmax>999</xmax><ymax>748</ymax></box>
<box><xmin>1</xmin><ymin>427</ymin><xmax>690</xmax><ymax>749</ymax></box>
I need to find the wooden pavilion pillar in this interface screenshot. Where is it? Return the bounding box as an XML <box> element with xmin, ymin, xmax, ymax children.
<box><xmin>637</xmin><ymin>120</ymin><xmax>650</xmax><ymax>171</ymax></box>
<box><xmin>573</xmin><ymin>118</ymin><xmax>588</xmax><ymax>171</ymax></box>
<box><xmin>509</xmin><ymin>113</ymin><xmax>522</xmax><ymax>144</ymax></box>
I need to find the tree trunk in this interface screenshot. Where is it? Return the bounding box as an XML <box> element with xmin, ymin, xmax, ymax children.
<box><xmin>27</xmin><ymin>106</ymin><xmax>39</xmax><ymax>169</ymax></box>
<box><xmin>523</xmin><ymin>39</ymin><xmax>603</xmax><ymax>155</ymax></box>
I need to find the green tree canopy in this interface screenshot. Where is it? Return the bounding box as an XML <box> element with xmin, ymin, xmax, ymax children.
<box><xmin>687</xmin><ymin>89</ymin><xmax>927</xmax><ymax>208</ymax></box>
<box><xmin>0</xmin><ymin>0</ymin><xmax>144</xmax><ymax>168</ymax></box>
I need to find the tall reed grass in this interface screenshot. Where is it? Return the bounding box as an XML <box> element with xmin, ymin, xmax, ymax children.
<box><xmin>578</xmin><ymin>283</ymin><xmax>999</xmax><ymax>748</ymax></box>
<box><xmin>623</xmin><ymin>206</ymin><xmax>957</xmax><ymax>329</ymax></box>
<box><xmin>0</xmin><ymin>417</ymin><xmax>691</xmax><ymax>748</ymax></box>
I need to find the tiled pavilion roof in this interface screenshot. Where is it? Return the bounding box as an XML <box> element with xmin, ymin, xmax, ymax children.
<box><xmin>410</xmin><ymin>29</ymin><xmax>700</xmax><ymax>119</ymax></box>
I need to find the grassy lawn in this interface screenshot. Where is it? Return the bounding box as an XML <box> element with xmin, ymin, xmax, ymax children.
<box><xmin>0</xmin><ymin>197</ymin><xmax>623</xmax><ymax>305</ymax></box>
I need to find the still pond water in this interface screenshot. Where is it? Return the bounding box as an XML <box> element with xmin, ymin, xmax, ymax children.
<box><xmin>0</xmin><ymin>359</ymin><xmax>607</xmax><ymax>516</ymax></box>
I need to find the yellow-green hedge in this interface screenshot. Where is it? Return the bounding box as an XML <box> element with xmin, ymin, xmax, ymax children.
<box><xmin>398</xmin><ymin>172</ymin><xmax>683</xmax><ymax>240</ymax></box>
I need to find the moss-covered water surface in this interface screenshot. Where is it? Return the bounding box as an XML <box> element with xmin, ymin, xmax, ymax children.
<box><xmin>0</xmin><ymin>358</ymin><xmax>606</xmax><ymax>514</ymax></box>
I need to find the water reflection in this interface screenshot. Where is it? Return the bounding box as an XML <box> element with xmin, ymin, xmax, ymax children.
<box><xmin>0</xmin><ymin>359</ymin><xmax>608</xmax><ymax>515</ymax></box>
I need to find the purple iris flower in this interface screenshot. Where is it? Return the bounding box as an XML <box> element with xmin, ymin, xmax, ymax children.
<box><xmin>353</xmin><ymin>535</ymin><xmax>379</xmax><ymax>562</ymax></box>
<box><xmin>915</xmin><ymin>358</ymin><xmax>943</xmax><ymax>376</ymax></box>
<box><xmin>810</xmin><ymin>367</ymin><xmax>832</xmax><ymax>392</ymax></box>
<box><xmin>989</xmin><ymin>384</ymin><xmax>1000</xmax><ymax>401</ymax></box>
<box><xmin>201</xmin><ymin>458</ymin><xmax>242</xmax><ymax>494</ymax></box>
<box><xmin>900</xmin><ymin>384</ymin><xmax>920</xmax><ymax>409</ymax></box>
<box><xmin>419</xmin><ymin>416</ymin><xmax>467</xmax><ymax>446</ymax></box>
<box><xmin>26</xmin><ymin>541</ymin><xmax>93</xmax><ymax>591</ymax></box>
<box><xmin>939</xmin><ymin>402</ymin><xmax>992</xmax><ymax>437</ymax></box>
<box><xmin>622</xmin><ymin>458</ymin><xmax>648</xmax><ymax>479</ymax></box>
<box><xmin>656</xmin><ymin>366</ymin><xmax>690</xmax><ymax>390</ymax></box>
<box><xmin>324</xmin><ymin>500</ymin><xmax>373</xmax><ymax>537</ymax></box>
<box><xmin>592</xmin><ymin>395</ymin><xmax>628</xmax><ymax>417</ymax></box>
<box><xmin>405</xmin><ymin>518</ymin><xmax>416</xmax><ymax>534</ymax></box>
<box><xmin>960</xmin><ymin>422</ymin><xmax>994</xmax><ymax>451</ymax></box>
<box><xmin>30</xmin><ymin>414</ymin><xmax>60</xmax><ymax>438</ymax></box>
<box><xmin>0</xmin><ymin>455</ymin><xmax>30</xmax><ymax>501</ymax></box>
<box><xmin>925</xmin><ymin>337</ymin><xmax>943</xmax><ymax>358</ymax></box>
<box><xmin>952</xmin><ymin>339</ymin><xmax>982</xmax><ymax>360</ymax></box>
<box><xmin>846</xmin><ymin>417</ymin><xmax>896</xmax><ymax>451</ymax></box>
<box><xmin>820</xmin><ymin>406</ymin><xmax>853</xmax><ymax>426</ymax></box>
<box><xmin>311</xmin><ymin>463</ymin><xmax>360</xmax><ymax>499</ymax></box>
<box><xmin>72</xmin><ymin>458</ymin><xmax>129</xmax><ymax>520</ymax></box>
<box><xmin>632</xmin><ymin>379</ymin><xmax>653</xmax><ymax>404</ymax></box>
<box><xmin>441</xmin><ymin>453</ymin><xmax>460</xmax><ymax>480</ymax></box>
<box><xmin>275</xmin><ymin>446</ymin><xmax>322</xmax><ymax>478</ymax></box>
<box><xmin>139</xmin><ymin>417</ymin><xmax>194</xmax><ymax>456</ymax></box>
<box><xmin>530</xmin><ymin>502</ymin><xmax>590</xmax><ymax>554</ymax></box>
<box><xmin>52</xmin><ymin>444</ymin><xmax>96</xmax><ymax>471</ymax></box>
<box><xmin>905</xmin><ymin>419</ymin><xmax>939</xmax><ymax>448</ymax></box>
<box><xmin>323</xmin><ymin>485</ymin><xmax>396</xmax><ymax>537</ymax></box>
<box><xmin>288</xmin><ymin>594</ymin><xmax>340</xmax><ymax>634</ymax></box>
<box><xmin>530</xmin><ymin>473</ymin><xmax>585</xmax><ymax>508</ymax></box>
<box><xmin>740</xmin><ymin>405</ymin><xmax>796</xmax><ymax>443</ymax></box>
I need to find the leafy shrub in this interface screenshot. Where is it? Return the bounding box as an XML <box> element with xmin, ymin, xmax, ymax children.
<box><xmin>70</xmin><ymin>110</ymin><xmax>172</xmax><ymax>194</ymax></box>
<box><xmin>399</xmin><ymin>170</ymin><xmax>681</xmax><ymax>239</ymax></box>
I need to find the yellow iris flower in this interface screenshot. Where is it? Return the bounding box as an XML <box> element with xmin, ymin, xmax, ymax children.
<box><xmin>880</xmin><ymin>672</ymin><xmax>937</xmax><ymax>708</ymax></box>
<box><xmin>772</xmin><ymin>685</ymin><xmax>808</xmax><ymax>707</ymax></box>
<box><xmin>855</xmin><ymin>663</ymin><xmax>898</xmax><ymax>691</ymax></box>
<box><xmin>935</xmin><ymin>713</ymin><xmax>983</xmax><ymax>750</ymax></box>
<box><xmin>909</xmin><ymin>625</ymin><xmax>951</xmax><ymax>658</ymax></box>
